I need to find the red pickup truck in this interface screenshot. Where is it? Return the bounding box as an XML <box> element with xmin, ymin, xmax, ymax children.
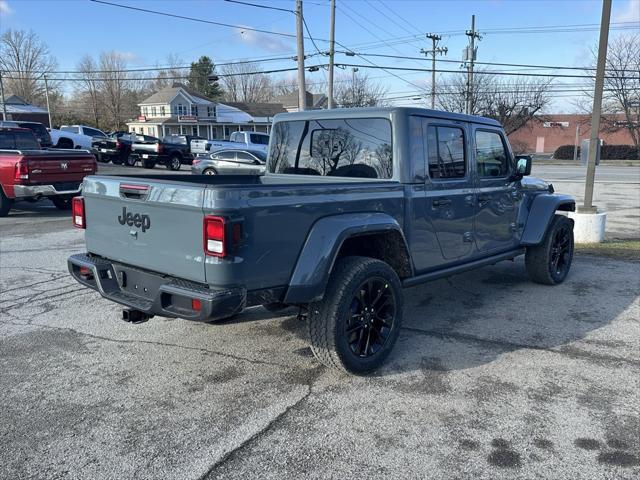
<box><xmin>0</xmin><ymin>127</ymin><xmax>97</xmax><ymax>216</ymax></box>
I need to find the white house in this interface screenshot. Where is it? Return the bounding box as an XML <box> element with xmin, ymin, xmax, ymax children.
<box><xmin>126</xmin><ymin>84</ymin><xmax>287</xmax><ymax>140</ymax></box>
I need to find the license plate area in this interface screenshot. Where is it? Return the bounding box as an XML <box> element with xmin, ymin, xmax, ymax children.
<box><xmin>113</xmin><ymin>265</ymin><xmax>166</xmax><ymax>300</ymax></box>
<box><xmin>100</xmin><ymin>148</ymin><xmax>108</xmax><ymax>152</ymax></box>
<box><xmin>142</xmin><ymin>154</ymin><xmax>149</xmax><ymax>159</ymax></box>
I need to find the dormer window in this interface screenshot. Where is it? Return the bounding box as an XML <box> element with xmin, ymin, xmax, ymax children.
<box><xmin>160</xmin><ymin>106</ymin><xmax>165</xmax><ymax>116</ymax></box>
<box><xmin>191</xmin><ymin>105</ymin><xmax>198</xmax><ymax>116</ymax></box>
<box><xmin>207</xmin><ymin>106</ymin><xmax>216</xmax><ymax>117</ymax></box>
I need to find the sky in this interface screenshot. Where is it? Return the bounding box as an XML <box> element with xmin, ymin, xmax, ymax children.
<box><xmin>0</xmin><ymin>0</ymin><xmax>639</xmax><ymax>112</ymax></box>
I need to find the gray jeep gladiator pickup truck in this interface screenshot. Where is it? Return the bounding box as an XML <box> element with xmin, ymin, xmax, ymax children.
<box><xmin>68</xmin><ymin>107</ymin><xmax>575</xmax><ymax>374</ymax></box>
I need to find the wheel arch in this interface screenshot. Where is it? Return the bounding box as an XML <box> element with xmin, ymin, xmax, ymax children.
<box><xmin>283</xmin><ymin>212</ymin><xmax>412</xmax><ymax>305</ymax></box>
<box><xmin>521</xmin><ymin>193</ymin><xmax>575</xmax><ymax>246</ymax></box>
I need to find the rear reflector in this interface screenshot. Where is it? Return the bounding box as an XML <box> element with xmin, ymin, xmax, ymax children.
<box><xmin>72</xmin><ymin>196</ymin><xmax>85</xmax><ymax>228</ymax></box>
<box><xmin>191</xmin><ymin>298</ymin><xmax>202</xmax><ymax>311</ymax></box>
<box><xmin>204</xmin><ymin>216</ymin><xmax>225</xmax><ymax>257</ymax></box>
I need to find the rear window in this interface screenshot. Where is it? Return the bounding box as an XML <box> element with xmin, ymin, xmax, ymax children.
<box><xmin>268</xmin><ymin>118</ymin><xmax>393</xmax><ymax>179</ymax></box>
<box><xmin>0</xmin><ymin>131</ymin><xmax>40</xmax><ymax>150</ymax></box>
<box><xmin>250</xmin><ymin>133</ymin><xmax>269</xmax><ymax>145</ymax></box>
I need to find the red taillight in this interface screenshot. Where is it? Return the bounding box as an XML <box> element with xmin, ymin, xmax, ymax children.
<box><xmin>72</xmin><ymin>196</ymin><xmax>86</xmax><ymax>229</ymax></box>
<box><xmin>157</xmin><ymin>143</ymin><xmax>164</xmax><ymax>154</ymax></box>
<box><xmin>191</xmin><ymin>298</ymin><xmax>202</xmax><ymax>311</ymax></box>
<box><xmin>14</xmin><ymin>161</ymin><xmax>29</xmax><ymax>182</ymax></box>
<box><xmin>204</xmin><ymin>215</ymin><xmax>225</xmax><ymax>257</ymax></box>
<box><xmin>116</xmin><ymin>141</ymin><xmax>123</xmax><ymax>150</ymax></box>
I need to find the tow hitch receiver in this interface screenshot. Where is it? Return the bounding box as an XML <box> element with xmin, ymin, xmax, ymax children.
<box><xmin>122</xmin><ymin>308</ymin><xmax>153</xmax><ymax>324</ymax></box>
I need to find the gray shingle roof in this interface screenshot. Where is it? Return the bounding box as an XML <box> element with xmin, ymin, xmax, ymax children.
<box><xmin>223</xmin><ymin>102</ymin><xmax>287</xmax><ymax>118</ymax></box>
<box><xmin>140</xmin><ymin>83</ymin><xmax>214</xmax><ymax>105</ymax></box>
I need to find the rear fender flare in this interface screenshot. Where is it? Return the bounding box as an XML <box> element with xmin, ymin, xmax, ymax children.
<box><xmin>283</xmin><ymin>212</ymin><xmax>410</xmax><ymax>304</ymax></box>
<box><xmin>521</xmin><ymin>194</ymin><xmax>575</xmax><ymax>245</ymax></box>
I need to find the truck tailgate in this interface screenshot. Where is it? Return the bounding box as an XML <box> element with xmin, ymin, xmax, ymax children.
<box><xmin>82</xmin><ymin>176</ymin><xmax>207</xmax><ymax>283</ymax></box>
<box><xmin>24</xmin><ymin>150</ymin><xmax>96</xmax><ymax>183</ymax></box>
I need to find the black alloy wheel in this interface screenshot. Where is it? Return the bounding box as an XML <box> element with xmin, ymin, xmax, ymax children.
<box><xmin>345</xmin><ymin>278</ymin><xmax>396</xmax><ymax>358</ymax></box>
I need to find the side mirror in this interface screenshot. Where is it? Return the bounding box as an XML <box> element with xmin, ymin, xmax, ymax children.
<box><xmin>515</xmin><ymin>155</ymin><xmax>532</xmax><ymax>176</ymax></box>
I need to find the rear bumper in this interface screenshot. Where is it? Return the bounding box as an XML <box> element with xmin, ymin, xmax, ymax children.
<box><xmin>13</xmin><ymin>183</ymin><xmax>82</xmax><ymax>198</ymax></box>
<box><xmin>68</xmin><ymin>253</ymin><xmax>246</xmax><ymax>321</ymax></box>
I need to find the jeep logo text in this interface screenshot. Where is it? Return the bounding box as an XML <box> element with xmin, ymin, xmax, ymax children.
<box><xmin>118</xmin><ymin>207</ymin><xmax>151</xmax><ymax>232</ymax></box>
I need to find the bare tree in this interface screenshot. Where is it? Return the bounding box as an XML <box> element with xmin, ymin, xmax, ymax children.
<box><xmin>149</xmin><ymin>53</ymin><xmax>187</xmax><ymax>92</ymax></box>
<box><xmin>98</xmin><ymin>51</ymin><xmax>134</xmax><ymax>130</ymax></box>
<box><xmin>334</xmin><ymin>71</ymin><xmax>387</xmax><ymax>108</ymax></box>
<box><xmin>75</xmin><ymin>55</ymin><xmax>102</xmax><ymax>128</ymax></box>
<box><xmin>0</xmin><ymin>29</ymin><xmax>58</xmax><ymax>105</ymax></box>
<box><xmin>436</xmin><ymin>70</ymin><xmax>552</xmax><ymax>134</ymax></box>
<box><xmin>221</xmin><ymin>62</ymin><xmax>273</xmax><ymax>103</ymax></box>
<box><xmin>578</xmin><ymin>34</ymin><xmax>640</xmax><ymax>147</ymax></box>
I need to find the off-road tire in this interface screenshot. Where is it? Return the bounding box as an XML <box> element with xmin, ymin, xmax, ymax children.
<box><xmin>51</xmin><ymin>196</ymin><xmax>72</xmax><ymax>210</ymax></box>
<box><xmin>308</xmin><ymin>256</ymin><xmax>403</xmax><ymax>374</ymax></box>
<box><xmin>167</xmin><ymin>155</ymin><xmax>181</xmax><ymax>171</ymax></box>
<box><xmin>0</xmin><ymin>189</ymin><xmax>13</xmax><ymax>217</ymax></box>
<box><xmin>125</xmin><ymin>154</ymin><xmax>138</xmax><ymax>167</ymax></box>
<box><xmin>56</xmin><ymin>138</ymin><xmax>74</xmax><ymax>149</ymax></box>
<box><xmin>525</xmin><ymin>214</ymin><xmax>574</xmax><ymax>285</ymax></box>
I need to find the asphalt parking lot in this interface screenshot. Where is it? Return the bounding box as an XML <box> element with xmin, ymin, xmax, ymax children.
<box><xmin>1</xmin><ymin>164</ymin><xmax>639</xmax><ymax>479</ymax></box>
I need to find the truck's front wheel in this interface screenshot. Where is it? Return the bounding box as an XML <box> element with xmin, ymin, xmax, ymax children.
<box><xmin>525</xmin><ymin>214</ymin><xmax>574</xmax><ymax>285</ymax></box>
<box><xmin>308</xmin><ymin>256</ymin><xmax>403</xmax><ymax>374</ymax></box>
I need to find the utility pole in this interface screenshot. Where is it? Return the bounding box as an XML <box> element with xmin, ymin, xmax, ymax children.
<box><xmin>581</xmin><ymin>0</ymin><xmax>612</xmax><ymax>213</ymax></box>
<box><xmin>0</xmin><ymin>70</ymin><xmax>8</xmax><ymax>121</ymax></box>
<box><xmin>295</xmin><ymin>0</ymin><xmax>307</xmax><ymax>111</ymax></box>
<box><xmin>327</xmin><ymin>0</ymin><xmax>336</xmax><ymax>109</ymax></box>
<box><xmin>421</xmin><ymin>34</ymin><xmax>447</xmax><ymax>109</ymax></box>
<box><xmin>573</xmin><ymin>123</ymin><xmax>581</xmax><ymax>162</ymax></box>
<box><xmin>464</xmin><ymin>15</ymin><xmax>481</xmax><ymax>115</ymax></box>
<box><xmin>44</xmin><ymin>74</ymin><xmax>53</xmax><ymax>128</ymax></box>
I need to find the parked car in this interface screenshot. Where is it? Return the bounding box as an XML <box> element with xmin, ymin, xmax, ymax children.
<box><xmin>0</xmin><ymin>120</ymin><xmax>53</xmax><ymax>148</ymax></box>
<box><xmin>0</xmin><ymin>127</ymin><xmax>96</xmax><ymax>216</ymax></box>
<box><xmin>130</xmin><ymin>134</ymin><xmax>203</xmax><ymax>170</ymax></box>
<box><xmin>191</xmin><ymin>149</ymin><xmax>266</xmax><ymax>175</ymax></box>
<box><xmin>92</xmin><ymin>132</ymin><xmax>136</xmax><ymax>164</ymax></box>
<box><xmin>50</xmin><ymin>125</ymin><xmax>107</xmax><ymax>149</ymax></box>
<box><xmin>191</xmin><ymin>131</ymin><xmax>269</xmax><ymax>155</ymax></box>
<box><xmin>68</xmin><ymin>107</ymin><xmax>575</xmax><ymax>374</ymax></box>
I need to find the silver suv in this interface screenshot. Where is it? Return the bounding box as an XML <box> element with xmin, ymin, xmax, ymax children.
<box><xmin>191</xmin><ymin>149</ymin><xmax>267</xmax><ymax>175</ymax></box>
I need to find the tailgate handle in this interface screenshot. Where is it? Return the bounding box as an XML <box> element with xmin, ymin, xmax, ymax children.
<box><xmin>120</xmin><ymin>183</ymin><xmax>150</xmax><ymax>200</ymax></box>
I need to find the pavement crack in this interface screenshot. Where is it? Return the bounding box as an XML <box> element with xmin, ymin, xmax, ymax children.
<box><xmin>0</xmin><ymin>319</ymin><xmax>289</xmax><ymax>369</ymax></box>
<box><xmin>401</xmin><ymin>326</ymin><xmax>640</xmax><ymax>368</ymax></box>
<box><xmin>199</xmin><ymin>386</ymin><xmax>313</xmax><ymax>480</ymax></box>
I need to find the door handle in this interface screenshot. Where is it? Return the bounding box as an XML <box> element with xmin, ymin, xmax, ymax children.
<box><xmin>432</xmin><ymin>199</ymin><xmax>452</xmax><ymax>207</ymax></box>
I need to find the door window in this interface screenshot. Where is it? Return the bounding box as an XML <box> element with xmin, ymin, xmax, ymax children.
<box><xmin>476</xmin><ymin>130</ymin><xmax>510</xmax><ymax>178</ymax></box>
<box><xmin>236</xmin><ymin>152</ymin><xmax>257</xmax><ymax>164</ymax></box>
<box><xmin>426</xmin><ymin>126</ymin><xmax>466</xmax><ymax>179</ymax></box>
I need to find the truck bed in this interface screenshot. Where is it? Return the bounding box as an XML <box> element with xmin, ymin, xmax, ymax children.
<box><xmin>81</xmin><ymin>173</ymin><xmax>404</xmax><ymax>291</ymax></box>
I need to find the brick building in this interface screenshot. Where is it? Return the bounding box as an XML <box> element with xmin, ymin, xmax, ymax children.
<box><xmin>507</xmin><ymin>114</ymin><xmax>637</xmax><ymax>154</ymax></box>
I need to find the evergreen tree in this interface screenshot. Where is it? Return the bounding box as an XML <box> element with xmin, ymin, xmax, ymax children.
<box><xmin>187</xmin><ymin>56</ymin><xmax>223</xmax><ymax>99</ymax></box>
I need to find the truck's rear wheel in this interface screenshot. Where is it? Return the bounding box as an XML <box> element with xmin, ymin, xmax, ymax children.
<box><xmin>56</xmin><ymin>138</ymin><xmax>73</xmax><ymax>149</ymax></box>
<box><xmin>125</xmin><ymin>154</ymin><xmax>138</xmax><ymax>167</ymax></box>
<box><xmin>308</xmin><ymin>256</ymin><xmax>403</xmax><ymax>374</ymax></box>
<box><xmin>526</xmin><ymin>214</ymin><xmax>574</xmax><ymax>285</ymax></box>
<box><xmin>167</xmin><ymin>155</ymin><xmax>181</xmax><ymax>171</ymax></box>
<box><xmin>0</xmin><ymin>189</ymin><xmax>13</xmax><ymax>217</ymax></box>
<box><xmin>51</xmin><ymin>196</ymin><xmax>72</xmax><ymax>210</ymax></box>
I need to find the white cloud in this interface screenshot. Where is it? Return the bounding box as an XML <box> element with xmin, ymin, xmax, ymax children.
<box><xmin>114</xmin><ymin>51</ymin><xmax>140</xmax><ymax>63</ymax></box>
<box><xmin>0</xmin><ymin>0</ymin><xmax>13</xmax><ymax>15</ymax></box>
<box><xmin>613</xmin><ymin>0</ymin><xmax>640</xmax><ymax>22</ymax></box>
<box><xmin>235</xmin><ymin>27</ymin><xmax>293</xmax><ymax>54</ymax></box>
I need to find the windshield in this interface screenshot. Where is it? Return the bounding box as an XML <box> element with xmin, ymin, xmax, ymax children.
<box><xmin>267</xmin><ymin>118</ymin><xmax>393</xmax><ymax>179</ymax></box>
